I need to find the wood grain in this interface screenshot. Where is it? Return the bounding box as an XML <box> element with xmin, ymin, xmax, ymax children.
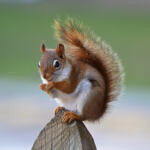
<box><xmin>31</xmin><ymin>109</ymin><xmax>97</xmax><ymax>150</ymax></box>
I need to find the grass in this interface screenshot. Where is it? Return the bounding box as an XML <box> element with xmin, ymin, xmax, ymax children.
<box><xmin>0</xmin><ymin>3</ymin><xmax>150</xmax><ymax>87</ymax></box>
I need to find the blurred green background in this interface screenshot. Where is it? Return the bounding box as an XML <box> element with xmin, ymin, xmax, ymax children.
<box><xmin>0</xmin><ymin>1</ymin><xmax>150</xmax><ymax>87</ymax></box>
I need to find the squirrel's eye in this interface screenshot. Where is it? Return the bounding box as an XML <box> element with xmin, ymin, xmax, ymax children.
<box><xmin>53</xmin><ymin>59</ymin><xmax>60</xmax><ymax>69</ymax></box>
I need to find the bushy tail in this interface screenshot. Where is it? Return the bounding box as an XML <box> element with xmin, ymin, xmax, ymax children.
<box><xmin>54</xmin><ymin>18</ymin><xmax>124</xmax><ymax>106</ymax></box>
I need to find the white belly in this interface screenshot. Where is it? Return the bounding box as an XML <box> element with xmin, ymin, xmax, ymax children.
<box><xmin>54</xmin><ymin>79</ymin><xmax>91</xmax><ymax>115</ymax></box>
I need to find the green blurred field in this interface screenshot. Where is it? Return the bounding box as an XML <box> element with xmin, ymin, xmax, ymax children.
<box><xmin>0</xmin><ymin>4</ymin><xmax>150</xmax><ymax>87</ymax></box>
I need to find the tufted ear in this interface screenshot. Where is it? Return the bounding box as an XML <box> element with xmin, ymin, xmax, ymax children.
<box><xmin>41</xmin><ymin>43</ymin><xmax>46</xmax><ymax>53</ymax></box>
<box><xmin>56</xmin><ymin>43</ymin><xmax>65</xmax><ymax>58</ymax></box>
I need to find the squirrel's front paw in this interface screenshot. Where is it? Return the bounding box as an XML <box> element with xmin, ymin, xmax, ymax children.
<box><xmin>39</xmin><ymin>82</ymin><xmax>54</xmax><ymax>94</ymax></box>
<box><xmin>39</xmin><ymin>84</ymin><xmax>47</xmax><ymax>91</ymax></box>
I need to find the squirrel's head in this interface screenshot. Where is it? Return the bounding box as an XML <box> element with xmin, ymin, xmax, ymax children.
<box><xmin>38</xmin><ymin>43</ymin><xmax>66</xmax><ymax>82</ymax></box>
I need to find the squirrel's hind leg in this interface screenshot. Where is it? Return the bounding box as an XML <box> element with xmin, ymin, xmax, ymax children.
<box><xmin>54</xmin><ymin>106</ymin><xmax>65</xmax><ymax>115</ymax></box>
<box><xmin>62</xmin><ymin>111</ymin><xmax>82</xmax><ymax>123</ymax></box>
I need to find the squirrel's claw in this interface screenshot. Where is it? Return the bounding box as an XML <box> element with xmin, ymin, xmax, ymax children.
<box><xmin>62</xmin><ymin>112</ymin><xmax>81</xmax><ymax>123</ymax></box>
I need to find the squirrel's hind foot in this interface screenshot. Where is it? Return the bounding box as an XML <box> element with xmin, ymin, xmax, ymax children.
<box><xmin>62</xmin><ymin>111</ymin><xmax>82</xmax><ymax>123</ymax></box>
<box><xmin>54</xmin><ymin>106</ymin><xmax>65</xmax><ymax>115</ymax></box>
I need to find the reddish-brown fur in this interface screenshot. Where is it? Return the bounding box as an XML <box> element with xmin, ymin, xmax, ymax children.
<box><xmin>54</xmin><ymin>18</ymin><xmax>123</xmax><ymax>120</ymax></box>
<box><xmin>39</xmin><ymin>18</ymin><xmax>123</xmax><ymax>123</ymax></box>
<box><xmin>40</xmin><ymin>53</ymin><xmax>85</xmax><ymax>95</ymax></box>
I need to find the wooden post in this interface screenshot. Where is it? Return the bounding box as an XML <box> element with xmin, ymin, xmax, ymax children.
<box><xmin>31</xmin><ymin>109</ymin><xmax>97</xmax><ymax>150</ymax></box>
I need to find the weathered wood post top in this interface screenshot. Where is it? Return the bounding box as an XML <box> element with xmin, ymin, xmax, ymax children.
<box><xmin>32</xmin><ymin>109</ymin><xmax>97</xmax><ymax>150</ymax></box>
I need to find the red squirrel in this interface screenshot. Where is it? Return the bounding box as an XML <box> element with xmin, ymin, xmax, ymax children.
<box><xmin>38</xmin><ymin>19</ymin><xmax>124</xmax><ymax>123</ymax></box>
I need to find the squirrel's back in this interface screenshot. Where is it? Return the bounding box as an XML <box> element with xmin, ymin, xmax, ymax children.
<box><xmin>54</xmin><ymin>18</ymin><xmax>124</xmax><ymax>119</ymax></box>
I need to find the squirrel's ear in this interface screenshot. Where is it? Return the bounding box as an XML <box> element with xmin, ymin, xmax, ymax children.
<box><xmin>56</xmin><ymin>43</ymin><xmax>65</xmax><ymax>58</ymax></box>
<box><xmin>41</xmin><ymin>43</ymin><xmax>46</xmax><ymax>53</ymax></box>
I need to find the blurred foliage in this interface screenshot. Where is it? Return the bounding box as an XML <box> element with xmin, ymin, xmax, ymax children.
<box><xmin>0</xmin><ymin>3</ymin><xmax>150</xmax><ymax>86</ymax></box>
